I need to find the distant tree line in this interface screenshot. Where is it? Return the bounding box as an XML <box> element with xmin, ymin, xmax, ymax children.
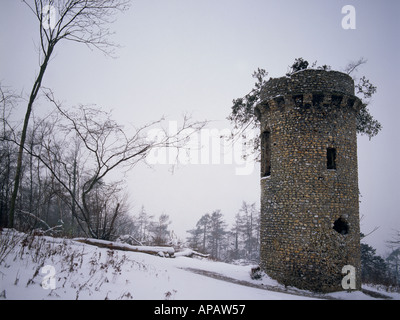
<box><xmin>185</xmin><ymin>204</ymin><xmax>400</xmax><ymax>290</ymax></box>
<box><xmin>115</xmin><ymin>206</ymin><xmax>176</xmax><ymax>247</ymax></box>
<box><xmin>186</xmin><ymin>202</ymin><xmax>260</xmax><ymax>263</ymax></box>
<box><xmin>361</xmin><ymin>232</ymin><xmax>400</xmax><ymax>288</ymax></box>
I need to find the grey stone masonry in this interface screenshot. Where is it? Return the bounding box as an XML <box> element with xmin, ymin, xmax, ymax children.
<box><xmin>255</xmin><ymin>69</ymin><xmax>362</xmax><ymax>293</ymax></box>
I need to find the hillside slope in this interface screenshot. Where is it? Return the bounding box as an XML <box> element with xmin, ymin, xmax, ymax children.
<box><xmin>0</xmin><ymin>229</ymin><xmax>397</xmax><ymax>300</ymax></box>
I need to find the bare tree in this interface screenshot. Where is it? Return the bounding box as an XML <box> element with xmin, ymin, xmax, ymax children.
<box><xmin>343</xmin><ymin>58</ymin><xmax>381</xmax><ymax>139</ymax></box>
<box><xmin>9</xmin><ymin>0</ymin><xmax>130</xmax><ymax>228</ymax></box>
<box><xmin>0</xmin><ymin>86</ymin><xmax>21</xmax><ymax>228</ymax></box>
<box><xmin>386</xmin><ymin>230</ymin><xmax>400</xmax><ymax>248</ymax></box>
<box><xmin>343</xmin><ymin>57</ymin><xmax>368</xmax><ymax>75</ymax></box>
<box><xmin>18</xmin><ymin>89</ymin><xmax>206</xmax><ymax>238</ymax></box>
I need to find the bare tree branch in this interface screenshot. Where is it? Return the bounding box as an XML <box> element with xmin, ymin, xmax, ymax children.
<box><xmin>343</xmin><ymin>57</ymin><xmax>368</xmax><ymax>75</ymax></box>
<box><xmin>8</xmin><ymin>0</ymin><xmax>130</xmax><ymax>229</ymax></box>
<box><xmin>13</xmin><ymin>88</ymin><xmax>207</xmax><ymax>238</ymax></box>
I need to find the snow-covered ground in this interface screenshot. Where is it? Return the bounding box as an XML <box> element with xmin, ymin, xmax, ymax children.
<box><xmin>0</xmin><ymin>229</ymin><xmax>399</xmax><ymax>300</ymax></box>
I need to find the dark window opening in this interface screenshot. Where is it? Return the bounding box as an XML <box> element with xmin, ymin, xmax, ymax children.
<box><xmin>312</xmin><ymin>94</ymin><xmax>324</xmax><ymax>107</ymax></box>
<box><xmin>332</xmin><ymin>95</ymin><xmax>342</xmax><ymax>106</ymax></box>
<box><xmin>276</xmin><ymin>96</ymin><xmax>285</xmax><ymax>107</ymax></box>
<box><xmin>347</xmin><ymin>98</ymin><xmax>355</xmax><ymax>108</ymax></box>
<box><xmin>327</xmin><ymin>147</ymin><xmax>336</xmax><ymax>170</ymax></box>
<box><xmin>293</xmin><ymin>95</ymin><xmax>303</xmax><ymax>108</ymax></box>
<box><xmin>261</xmin><ymin>131</ymin><xmax>271</xmax><ymax>177</ymax></box>
<box><xmin>333</xmin><ymin>217</ymin><xmax>349</xmax><ymax>235</ymax></box>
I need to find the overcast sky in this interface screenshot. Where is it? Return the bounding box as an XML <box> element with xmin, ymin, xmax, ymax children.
<box><xmin>1</xmin><ymin>0</ymin><xmax>399</xmax><ymax>255</ymax></box>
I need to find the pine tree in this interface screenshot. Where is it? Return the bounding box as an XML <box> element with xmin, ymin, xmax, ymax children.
<box><xmin>238</xmin><ymin>202</ymin><xmax>260</xmax><ymax>261</ymax></box>
<box><xmin>386</xmin><ymin>248</ymin><xmax>400</xmax><ymax>285</ymax></box>
<box><xmin>208</xmin><ymin>210</ymin><xmax>227</xmax><ymax>260</ymax></box>
<box><xmin>151</xmin><ymin>214</ymin><xmax>171</xmax><ymax>246</ymax></box>
<box><xmin>186</xmin><ymin>227</ymin><xmax>203</xmax><ymax>252</ymax></box>
<box><xmin>137</xmin><ymin>206</ymin><xmax>154</xmax><ymax>245</ymax></box>
<box><xmin>361</xmin><ymin>241</ymin><xmax>392</xmax><ymax>285</ymax></box>
<box><xmin>197</xmin><ymin>214</ymin><xmax>210</xmax><ymax>254</ymax></box>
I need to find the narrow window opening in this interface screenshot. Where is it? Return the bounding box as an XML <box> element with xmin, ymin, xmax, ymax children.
<box><xmin>333</xmin><ymin>217</ymin><xmax>349</xmax><ymax>235</ymax></box>
<box><xmin>312</xmin><ymin>94</ymin><xmax>324</xmax><ymax>107</ymax></box>
<box><xmin>332</xmin><ymin>95</ymin><xmax>342</xmax><ymax>106</ymax></box>
<box><xmin>327</xmin><ymin>147</ymin><xmax>336</xmax><ymax>170</ymax></box>
<box><xmin>293</xmin><ymin>95</ymin><xmax>303</xmax><ymax>108</ymax></box>
<box><xmin>261</xmin><ymin>131</ymin><xmax>271</xmax><ymax>177</ymax></box>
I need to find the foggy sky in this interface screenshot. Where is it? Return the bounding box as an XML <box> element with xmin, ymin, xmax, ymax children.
<box><xmin>1</xmin><ymin>0</ymin><xmax>399</xmax><ymax>255</ymax></box>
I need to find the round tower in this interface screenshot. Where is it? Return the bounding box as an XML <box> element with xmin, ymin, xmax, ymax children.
<box><xmin>255</xmin><ymin>69</ymin><xmax>362</xmax><ymax>292</ymax></box>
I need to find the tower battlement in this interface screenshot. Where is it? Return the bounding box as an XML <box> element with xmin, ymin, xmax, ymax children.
<box><xmin>261</xmin><ymin>69</ymin><xmax>355</xmax><ymax>99</ymax></box>
<box><xmin>256</xmin><ymin>69</ymin><xmax>362</xmax><ymax>293</ymax></box>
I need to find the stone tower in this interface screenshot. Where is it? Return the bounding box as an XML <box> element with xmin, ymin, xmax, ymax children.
<box><xmin>255</xmin><ymin>69</ymin><xmax>362</xmax><ymax>292</ymax></box>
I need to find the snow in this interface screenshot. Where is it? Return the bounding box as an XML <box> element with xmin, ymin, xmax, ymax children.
<box><xmin>1</xmin><ymin>229</ymin><xmax>399</xmax><ymax>300</ymax></box>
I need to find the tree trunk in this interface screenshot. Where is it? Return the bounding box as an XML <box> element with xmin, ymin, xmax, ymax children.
<box><xmin>8</xmin><ymin>44</ymin><xmax>54</xmax><ymax>228</ymax></box>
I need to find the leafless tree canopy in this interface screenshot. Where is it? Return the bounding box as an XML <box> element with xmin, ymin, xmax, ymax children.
<box><xmin>1</xmin><ymin>83</ymin><xmax>207</xmax><ymax>238</ymax></box>
<box><xmin>7</xmin><ymin>0</ymin><xmax>131</xmax><ymax>229</ymax></box>
<box><xmin>2</xmin><ymin>1</ymin><xmax>211</xmax><ymax>238</ymax></box>
<box><xmin>24</xmin><ymin>0</ymin><xmax>130</xmax><ymax>56</ymax></box>
<box><xmin>343</xmin><ymin>57</ymin><xmax>368</xmax><ymax>75</ymax></box>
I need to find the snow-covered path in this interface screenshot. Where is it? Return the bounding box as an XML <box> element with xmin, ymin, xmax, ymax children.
<box><xmin>0</xmin><ymin>229</ymin><xmax>398</xmax><ymax>300</ymax></box>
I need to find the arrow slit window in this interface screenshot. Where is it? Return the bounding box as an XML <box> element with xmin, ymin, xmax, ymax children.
<box><xmin>262</xmin><ymin>131</ymin><xmax>271</xmax><ymax>177</ymax></box>
<box><xmin>327</xmin><ymin>147</ymin><xmax>336</xmax><ymax>170</ymax></box>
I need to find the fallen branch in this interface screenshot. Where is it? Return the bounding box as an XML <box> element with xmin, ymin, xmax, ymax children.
<box><xmin>16</xmin><ymin>209</ymin><xmax>63</xmax><ymax>235</ymax></box>
<box><xmin>17</xmin><ymin>209</ymin><xmax>51</xmax><ymax>230</ymax></box>
<box><xmin>73</xmin><ymin>238</ymin><xmax>175</xmax><ymax>257</ymax></box>
<box><xmin>175</xmin><ymin>248</ymin><xmax>210</xmax><ymax>258</ymax></box>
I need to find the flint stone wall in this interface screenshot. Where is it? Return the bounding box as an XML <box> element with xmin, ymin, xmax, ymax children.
<box><xmin>256</xmin><ymin>69</ymin><xmax>362</xmax><ymax>292</ymax></box>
